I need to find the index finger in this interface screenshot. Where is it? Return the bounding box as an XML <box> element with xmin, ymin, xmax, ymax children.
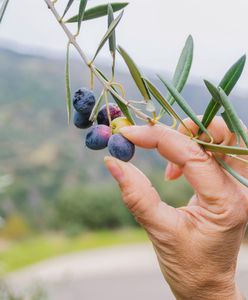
<box><xmin>120</xmin><ymin>125</ymin><xmax>236</xmax><ymax>204</ymax></box>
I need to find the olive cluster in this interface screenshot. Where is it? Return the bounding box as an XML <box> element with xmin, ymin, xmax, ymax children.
<box><xmin>73</xmin><ymin>88</ymin><xmax>135</xmax><ymax>162</ymax></box>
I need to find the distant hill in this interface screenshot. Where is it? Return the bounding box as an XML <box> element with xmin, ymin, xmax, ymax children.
<box><xmin>1</xmin><ymin>47</ymin><xmax>247</xmax><ymax>229</ymax></box>
<box><xmin>1</xmin><ymin>47</ymin><xmax>247</xmax><ymax>169</ymax></box>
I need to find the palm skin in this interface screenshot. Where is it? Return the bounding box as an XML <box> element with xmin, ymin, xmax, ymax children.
<box><xmin>105</xmin><ymin>117</ymin><xmax>248</xmax><ymax>300</ymax></box>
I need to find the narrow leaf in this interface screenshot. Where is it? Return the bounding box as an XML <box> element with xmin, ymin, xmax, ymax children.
<box><xmin>0</xmin><ymin>0</ymin><xmax>10</xmax><ymax>23</ymax></box>
<box><xmin>157</xmin><ymin>76</ymin><xmax>210</xmax><ymax>137</ymax></box>
<box><xmin>66</xmin><ymin>2</ymin><xmax>128</xmax><ymax>23</ymax></box>
<box><xmin>65</xmin><ymin>43</ymin><xmax>72</xmax><ymax>124</ymax></box>
<box><xmin>118</xmin><ymin>46</ymin><xmax>150</xmax><ymax>101</ymax></box>
<box><xmin>221</xmin><ymin>112</ymin><xmax>236</xmax><ymax>133</ymax></box>
<box><xmin>219</xmin><ymin>88</ymin><xmax>248</xmax><ymax>148</ymax></box>
<box><xmin>193</xmin><ymin>139</ymin><xmax>248</xmax><ymax>155</ymax></box>
<box><xmin>89</xmin><ymin>90</ymin><xmax>104</xmax><ymax>121</ymax></box>
<box><xmin>217</xmin><ymin>158</ymin><xmax>248</xmax><ymax>188</ymax></box>
<box><xmin>108</xmin><ymin>4</ymin><xmax>116</xmax><ymax>55</ymax></box>
<box><xmin>61</xmin><ymin>0</ymin><xmax>75</xmax><ymax>20</ymax></box>
<box><xmin>160</xmin><ymin>35</ymin><xmax>193</xmax><ymax>106</ymax></box>
<box><xmin>200</xmin><ymin>55</ymin><xmax>246</xmax><ymax>132</ymax></box>
<box><xmin>143</xmin><ymin>78</ymin><xmax>191</xmax><ymax>135</ymax></box>
<box><xmin>95</xmin><ymin>67</ymin><xmax>134</xmax><ymax>124</ymax></box>
<box><xmin>91</xmin><ymin>10</ymin><xmax>124</xmax><ymax>63</ymax></box>
<box><xmin>108</xmin><ymin>4</ymin><xmax>116</xmax><ymax>77</ymax></box>
<box><xmin>204</xmin><ymin>80</ymin><xmax>240</xmax><ymax>142</ymax></box>
<box><xmin>77</xmin><ymin>0</ymin><xmax>88</xmax><ymax>34</ymax></box>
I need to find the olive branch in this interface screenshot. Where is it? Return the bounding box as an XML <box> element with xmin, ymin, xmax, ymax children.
<box><xmin>2</xmin><ymin>0</ymin><xmax>248</xmax><ymax>187</ymax></box>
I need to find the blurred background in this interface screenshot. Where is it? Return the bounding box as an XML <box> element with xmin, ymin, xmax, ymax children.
<box><xmin>0</xmin><ymin>0</ymin><xmax>248</xmax><ymax>299</ymax></box>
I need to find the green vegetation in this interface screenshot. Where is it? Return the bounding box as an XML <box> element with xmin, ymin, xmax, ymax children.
<box><xmin>0</xmin><ymin>229</ymin><xmax>147</xmax><ymax>275</ymax></box>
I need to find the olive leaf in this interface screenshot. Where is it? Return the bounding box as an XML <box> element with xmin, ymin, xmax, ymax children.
<box><xmin>95</xmin><ymin>67</ymin><xmax>134</xmax><ymax>124</ymax></box>
<box><xmin>118</xmin><ymin>46</ymin><xmax>151</xmax><ymax>101</ymax></box>
<box><xmin>91</xmin><ymin>10</ymin><xmax>124</xmax><ymax>63</ymax></box>
<box><xmin>204</xmin><ymin>80</ymin><xmax>241</xmax><ymax>144</ymax></box>
<box><xmin>216</xmin><ymin>158</ymin><xmax>248</xmax><ymax>188</ymax></box>
<box><xmin>142</xmin><ymin>78</ymin><xmax>191</xmax><ymax>134</ymax></box>
<box><xmin>0</xmin><ymin>0</ymin><xmax>10</xmax><ymax>23</ymax></box>
<box><xmin>77</xmin><ymin>0</ymin><xmax>88</xmax><ymax>34</ymax></box>
<box><xmin>219</xmin><ymin>88</ymin><xmax>248</xmax><ymax>148</ymax></box>
<box><xmin>66</xmin><ymin>2</ymin><xmax>128</xmax><ymax>22</ymax></box>
<box><xmin>108</xmin><ymin>4</ymin><xmax>116</xmax><ymax>77</ymax></box>
<box><xmin>158</xmin><ymin>35</ymin><xmax>193</xmax><ymax>112</ymax></box>
<box><xmin>61</xmin><ymin>0</ymin><xmax>75</xmax><ymax>20</ymax></box>
<box><xmin>89</xmin><ymin>90</ymin><xmax>105</xmax><ymax>122</ymax></box>
<box><xmin>157</xmin><ymin>76</ymin><xmax>211</xmax><ymax>138</ymax></box>
<box><xmin>193</xmin><ymin>139</ymin><xmax>248</xmax><ymax>155</ymax></box>
<box><xmin>65</xmin><ymin>43</ymin><xmax>72</xmax><ymax>124</ymax></box>
<box><xmin>200</xmin><ymin>55</ymin><xmax>246</xmax><ymax>133</ymax></box>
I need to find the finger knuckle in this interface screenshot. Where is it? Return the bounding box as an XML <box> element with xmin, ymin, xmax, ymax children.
<box><xmin>187</xmin><ymin>140</ymin><xmax>209</xmax><ymax>163</ymax></box>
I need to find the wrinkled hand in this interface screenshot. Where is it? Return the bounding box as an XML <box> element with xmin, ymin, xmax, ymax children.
<box><xmin>104</xmin><ymin>117</ymin><xmax>248</xmax><ymax>300</ymax></box>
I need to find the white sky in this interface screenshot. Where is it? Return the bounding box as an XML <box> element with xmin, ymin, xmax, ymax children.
<box><xmin>1</xmin><ymin>0</ymin><xmax>248</xmax><ymax>90</ymax></box>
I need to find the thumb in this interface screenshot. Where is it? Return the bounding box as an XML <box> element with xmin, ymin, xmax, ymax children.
<box><xmin>104</xmin><ymin>156</ymin><xmax>177</xmax><ymax>228</ymax></box>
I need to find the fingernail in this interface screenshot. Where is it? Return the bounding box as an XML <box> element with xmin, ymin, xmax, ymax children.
<box><xmin>104</xmin><ymin>156</ymin><xmax>124</xmax><ymax>182</ymax></box>
<box><xmin>165</xmin><ymin>162</ymin><xmax>173</xmax><ymax>181</ymax></box>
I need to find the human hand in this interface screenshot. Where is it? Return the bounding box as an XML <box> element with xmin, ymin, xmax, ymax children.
<box><xmin>104</xmin><ymin>117</ymin><xmax>248</xmax><ymax>300</ymax></box>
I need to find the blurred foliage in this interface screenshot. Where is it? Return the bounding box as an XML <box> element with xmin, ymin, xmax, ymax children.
<box><xmin>0</xmin><ymin>214</ymin><xmax>30</xmax><ymax>240</ymax></box>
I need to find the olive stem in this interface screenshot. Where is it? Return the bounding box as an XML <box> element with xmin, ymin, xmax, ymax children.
<box><xmin>44</xmin><ymin>0</ymin><xmax>152</xmax><ymax>122</ymax></box>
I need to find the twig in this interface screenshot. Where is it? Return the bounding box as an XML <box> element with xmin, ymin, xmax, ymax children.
<box><xmin>44</xmin><ymin>0</ymin><xmax>152</xmax><ymax>122</ymax></box>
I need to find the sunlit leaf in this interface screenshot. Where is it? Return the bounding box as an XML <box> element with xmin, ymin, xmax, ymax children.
<box><xmin>65</xmin><ymin>43</ymin><xmax>72</xmax><ymax>124</ymax></box>
<box><xmin>143</xmin><ymin>78</ymin><xmax>191</xmax><ymax>135</ymax></box>
<box><xmin>157</xmin><ymin>76</ymin><xmax>210</xmax><ymax>137</ymax></box>
<box><xmin>77</xmin><ymin>0</ymin><xmax>88</xmax><ymax>34</ymax></box>
<box><xmin>95</xmin><ymin>67</ymin><xmax>134</xmax><ymax>124</ymax></box>
<box><xmin>216</xmin><ymin>158</ymin><xmax>248</xmax><ymax>188</ymax></box>
<box><xmin>91</xmin><ymin>10</ymin><xmax>124</xmax><ymax>63</ymax></box>
<box><xmin>200</xmin><ymin>55</ymin><xmax>246</xmax><ymax>132</ymax></box>
<box><xmin>0</xmin><ymin>0</ymin><xmax>10</xmax><ymax>23</ymax></box>
<box><xmin>61</xmin><ymin>0</ymin><xmax>75</xmax><ymax>20</ymax></box>
<box><xmin>66</xmin><ymin>2</ymin><xmax>128</xmax><ymax>22</ymax></box>
<box><xmin>159</xmin><ymin>35</ymin><xmax>193</xmax><ymax>109</ymax></box>
<box><xmin>118</xmin><ymin>46</ymin><xmax>150</xmax><ymax>101</ymax></box>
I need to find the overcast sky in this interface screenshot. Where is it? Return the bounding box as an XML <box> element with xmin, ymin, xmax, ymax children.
<box><xmin>1</xmin><ymin>0</ymin><xmax>248</xmax><ymax>91</ymax></box>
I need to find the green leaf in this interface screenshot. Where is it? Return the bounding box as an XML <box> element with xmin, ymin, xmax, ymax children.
<box><xmin>193</xmin><ymin>139</ymin><xmax>248</xmax><ymax>155</ymax></box>
<box><xmin>200</xmin><ymin>55</ymin><xmax>246</xmax><ymax>132</ymax></box>
<box><xmin>65</xmin><ymin>43</ymin><xmax>72</xmax><ymax>124</ymax></box>
<box><xmin>95</xmin><ymin>67</ymin><xmax>134</xmax><ymax>124</ymax></box>
<box><xmin>159</xmin><ymin>35</ymin><xmax>193</xmax><ymax>107</ymax></box>
<box><xmin>142</xmin><ymin>78</ymin><xmax>191</xmax><ymax>134</ymax></box>
<box><xmin>89</xmin><ymin>90</ymin><xmax>105</xmax><ymax>122</ymax></box>
<box><xmin>66</xmin><ymin>2</ymin><xmax>128</xmax><ymax>22</ymax></box>
<box><xmin>118</xmin><ymin>46</ymin><xmax>151</xmax><ymax>101</ymax></box>
<box><xmin>77</xmin><ymin>0</ymin><xmax>88</xmax><ymax>34</ymax></box>
<box><xmin>221</xmin><ymin>112</ymin><xmax>236</xmax><ymax>133</ymax></box>
<box><xmin>61</xmin><ymin>0</ymin><xmax>75</xmax><ymax>20</ymax></box>
<box><xmin>108</xmin><ymin>4</ymin><xmax>116</xmax><ymax>55</ymax></box>
<box><xmin>108</xmin><ymin>4</ymin><xmax>116</xmax><ymax>77</ymax></box>
<box><xmin>219</xmin><ymin>88</ymin><xmax>248</xmax><ymax>148</ymax></box>
<box><xmin>91</xmin><ymin>10</ymin><xmax>124</xmax><ymax>63</ymax></box>
<box><xmin>204</xmin><ymin>80</ymin><xmax>240</xmax><ymax>143</ymax></box>
<box><xmin>157</xmin><ymin>76</ymin><xmax>210</xmax><ymax>137</ymax></box>
<box><xmin>216</xmin><ymin>158</ymin><xmax>248</xmax><ymax>188</ymax></box>
<box><xmin>0</xmin><ymin>0</ymin><xmax>10</xmax><ymax>23</ymax></box>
